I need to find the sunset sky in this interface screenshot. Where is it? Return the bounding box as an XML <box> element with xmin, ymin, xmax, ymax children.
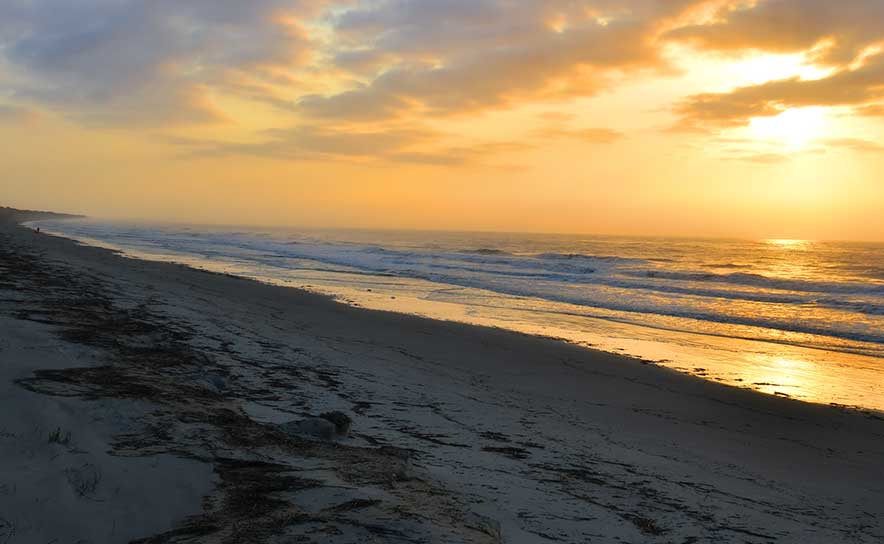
<box><xmin>2</xmin><ymin>0</ymin><xmax>884</xmax><ymax>240</ymax></box>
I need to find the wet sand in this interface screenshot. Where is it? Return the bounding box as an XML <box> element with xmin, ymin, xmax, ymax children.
<box><xmin>1</xmin><ymin>214</ymin><xmax>882</xmax><ymax>543</ymax></box>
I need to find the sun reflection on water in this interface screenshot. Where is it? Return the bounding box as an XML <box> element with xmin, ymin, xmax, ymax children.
<box><xmin>764</xmin><ymin>239</ymin><xmax>811</xmax><ymax>250</ymax></box>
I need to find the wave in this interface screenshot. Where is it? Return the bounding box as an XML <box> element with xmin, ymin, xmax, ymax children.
<box><xmin>414</xmin><ymin>274</ymin><xmax>884</xmax><ymax>346</ymax></box>
<box><xmin>463</xmin><ymin>248</ymin><xmax>512</xmax><ymax>256</ymax></box>
<box><xmin>33</xmin><ymin>219</ymin><xmax>884</xmax><ymax>352</ymax></box>
<box><xmin>535</xmin><ymin>252</ymin><xmax>645</xmax><ymax>265</ymax></box>
<box><xmin>629</xmin><ymin>269</ymin><xmax>884</xmax><ymax>296</ymax></box>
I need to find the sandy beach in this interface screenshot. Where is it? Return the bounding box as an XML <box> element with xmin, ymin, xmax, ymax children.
<box><xmin>1</xmin><ymin>212</ymin><xmax>882</xmax><ymax>543</ymax></box>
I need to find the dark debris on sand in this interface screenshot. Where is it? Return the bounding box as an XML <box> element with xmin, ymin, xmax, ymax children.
<box><xmin>0</xmin><ymin>229</ymin><xmax>501</xmax><ymax>544</ymax></box>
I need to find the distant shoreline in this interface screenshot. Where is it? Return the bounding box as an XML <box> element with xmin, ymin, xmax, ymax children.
<box><xmin>0</xmin><ymin>206</ymin><xmax>84</xmax><ymax>224</ymax></box>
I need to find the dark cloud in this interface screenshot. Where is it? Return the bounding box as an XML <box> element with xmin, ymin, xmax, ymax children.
<box><xmin>667</xmin><ymin>0</ymin><xmax>884</xmax><ymax>65</ymax></box>
<box><xmin>0</xmin><ymin>0</ymin><xmax>324</xmax><ymax>125</ymax></box>
<box><xmin>302</xmin><ymin>0</ymin><xmax>703</xmax><ymax>120</ymax></box>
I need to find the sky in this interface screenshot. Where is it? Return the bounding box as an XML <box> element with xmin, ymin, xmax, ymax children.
<box><xmin>1</xmin><ymin>0</ymin><xmax>884</xmax><ymax>241</ymax></box>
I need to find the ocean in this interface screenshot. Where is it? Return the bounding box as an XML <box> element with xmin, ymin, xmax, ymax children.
<box><xmin>32</xmin><ymin>219</ymin><xmax>884</xmax><ymax>412</ymax></box>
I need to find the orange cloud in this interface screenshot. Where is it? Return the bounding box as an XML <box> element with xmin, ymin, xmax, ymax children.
<box><xmin>667</xmin><ymin>0</ymin><xmax>884</xmax><ymax>65</ymax></box>
<box><xmin>725</xmin><ymin>151</ymin><xmax>791</xmax><ymax>164</ymax></box>
<box><xmin>535</xmin><ymin>127</ymin><xmax>625</xmax><ymax>144</ymax></box>
<box><xmin>300</xmin><ymin>1</ymin><xmax>706</xmax><ymax>121</ymax></box>
<box><xmin>171</xmin><ymin>124</ymin><xmax>530</xmax><ymax>168</ymax></box>
<box><xmin>4</xmin><ymin>0</ymin><xmax>884</xmax><ymax>163</ymax></box>
<box><xmin>675</xmin><ymin>51</ymin><xmax>884</xmax><ymax>128</ymax></box>
<box><xmin>822</xmin><ymin>138</ymin><xmax>884</xmax><ymax>152</ymax></box>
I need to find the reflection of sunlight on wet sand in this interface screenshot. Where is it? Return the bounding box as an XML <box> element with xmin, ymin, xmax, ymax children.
<box><xmin>304</xmin><ymin>281</ymin><xmax>884</xmax><ymax>412</ymax></box>
<box><xmin>730</xmin><ymin>353</ymin><xmax>884</xmax><ymax>410</ymax></box>
<box><xmin>741</xmin><ymin>356</ymin><xmax>812</xmax><ymax>400</ymax></box>
<box><xmin>157</xmin><ymin>267</ymin><xmax>884</xmax><ymax>413</ymax></box>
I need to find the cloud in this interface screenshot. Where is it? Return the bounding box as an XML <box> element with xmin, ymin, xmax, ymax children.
<box><xmin>0</xmin><ymin>104</ymin><xmax>39</xmax><ymax>124</ymax></box>
<box><xmin>854</xmin><ymin>103</ymin><xmax>884</xmax><ymax>117</ymax></box>
<box><xmin>173</xmin><ymin>124</ymin><xmax>526</xmax><ymax>167</ymax></box>
<box><xmin>535</xmin><ymin>127</ymin><xmax>625</xmax><ymax>144</ymax></box>
<box><xmin>265</xmin><ymin>125</ymin><xmax>436</xmax><ymax>156</ymax></box>
<box><xmin>331</xmin><ymin>49</ymin><xmax>396</xmax><ymax>76</ymax></box>
<box><xmin>3</xmin><ymin>0</ymin><xmax>882</xmax><ymax>163</ymax></box>
<box><xmin>0</xmin><ymin>1</ymin><xmax>717</xmax><ymax>128</ymax></box>
<box><xmin>665</xmin><ymin>1</ymin><xmax>884</xmax><ymax>130</ymax></box>
<box><xmin>675</xmin><ymin>51</ymin><xmax>884</xmax><ymax>128</ymax></box>
<box><xmin>667</xmin><ymin>0</ymin><xmax>884</xmax><ymax>65</ymax></box>
<box><xmin>724</xmin><ymin>151</ymin><xmax>791</xmax><ymax>164</ymax></box>
<box><xmin>176</xmin><ymin>124</ymin><xmax>432</xmax><ymax>160</ymax></box>
<box><xmin>0</xmin><ymin>0</ymin><xmax>325</xmax><ymax>125</ymax></box>
<box><xmin>822</xmin><ymin>138</ymin><xmax>884</xmax><ymax>152</ymax></box>
<box><xmin>718</xmin><ymin>145</ymin><xmax>829</xmax><ymax>163</ymax></box>
<box><xmin>389</xmin><ymin>142</ymin><xmax>533</xmax><ymax>167</ymax></box>
<box><xmin>300</xmin><ymin>0</ymin><xmax>704</xmax><ymax>120</ymax></box>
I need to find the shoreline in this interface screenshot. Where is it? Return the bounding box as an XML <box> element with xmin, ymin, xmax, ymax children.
<box><xmin>31</xmin><ymin>218</ymin><xmax>884</xmax><ymax>414</ymax></box>
<box><xmin>2</xmin><ymin>215</ymin><xmax>883</xmax><ymax>542</ymax></box>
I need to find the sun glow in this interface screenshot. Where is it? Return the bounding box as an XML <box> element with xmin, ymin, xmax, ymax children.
<box><xmin>749</xmin><ymin>108</ymin><xmax>828</xmax><ymax>150</ymax></box>
<box><xmin>729</xmin><ymin>54</ymin><xmax>833</xmax><ymax>87</ymax></box>
<box><xmin>765</xmin><ymin>239</ymin><xmax>811</xmax><ymax>250</ymax></box>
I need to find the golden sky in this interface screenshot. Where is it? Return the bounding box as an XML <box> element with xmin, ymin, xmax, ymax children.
<box><xmin>2</xmin><ymin>0</ymin><xmax>884</xmax><ymax>240</ymax></box>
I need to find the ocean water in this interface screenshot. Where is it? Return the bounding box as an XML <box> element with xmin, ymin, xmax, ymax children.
<box><xmin>33</xmin><ymin>219</ymin><xmax>884</xmax><ymax>411</ymax></box>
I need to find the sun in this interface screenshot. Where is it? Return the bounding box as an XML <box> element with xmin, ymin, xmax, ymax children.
<box><xmin>749</xmin><ymin>107</ymin><xmax>828</xmax><ymax>150</ymax></box>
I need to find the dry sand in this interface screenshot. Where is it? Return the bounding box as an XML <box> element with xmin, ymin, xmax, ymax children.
<box><xmin>0</xmin><ymin>215</ymin><xmax>882</xmax><ymax>543</ymax></box>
